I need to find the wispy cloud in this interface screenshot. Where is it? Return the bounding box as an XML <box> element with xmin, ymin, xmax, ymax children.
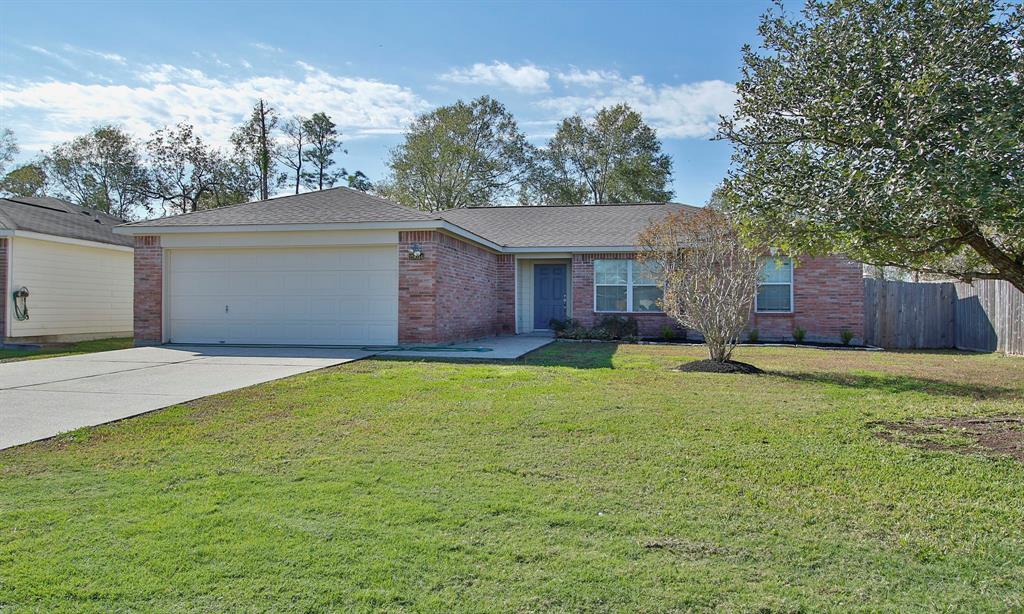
<box><xmin>1</xmin><ymin>64</ymin><xmax>430</xmax><ymax>151</ymax></box>
<box><xmin>25</xmin><ymin>45</ymin><xmax>77</xmax><ymax>69</ymax></box>
<box><xmin>441</xmin><ymin>61</ymin><xmax>550</xmax><ymax>93</ymax></box>
<box><xmin>63</xmin><ymin>44</ymin><xmax>127</xmax><ymax>64</ymax></box>
<box><xmin>250</xmin><ymin>42</ymin><xmax>283</xmax><ymax>53</ymax></box>
<box><xmin>539</xmin><ymin>72</ymin><xmax>735</xmax><ymax>139</ymax></box>
<box><xmin>556</xmin><ymin>68</ymin><xmax>620</xmax><ymax>87</ymax></box>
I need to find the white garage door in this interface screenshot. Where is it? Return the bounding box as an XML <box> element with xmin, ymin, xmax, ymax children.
<box><xmin>167</xmin><ymin>246</ymin><xmax>398</xmax><ymax>346</ymax></box>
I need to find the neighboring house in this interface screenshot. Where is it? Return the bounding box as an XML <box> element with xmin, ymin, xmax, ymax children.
<box><xmin>115</xmin><ymin>187</ymin><xmax>863</xmax><ymax>347</ymax></box>
<box><xmin>0</xmin><ymin>196</ymin><xmax>134</xmax><ymax>344</ymax></box>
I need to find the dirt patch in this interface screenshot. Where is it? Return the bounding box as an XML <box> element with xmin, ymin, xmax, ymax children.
<box><xmin>676</xmin><ymin>359</ymin><xmax>764</xmax><ymax>374</ymax></box>
<box><xmin>873</xmin><ymin>416</ymin><xmax>1024</xmax><ymax>462</ymax></box>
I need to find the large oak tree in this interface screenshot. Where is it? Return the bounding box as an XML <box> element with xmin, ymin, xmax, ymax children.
<box><xmin>45</xmin><ymin>125</ymin><xmax>152</xmax><ymax>220</ymax></box>
<box><xmin>541</xmin><ymin>103</ymin><xmax>673</xmax><ymax>205</ymax></box>
<box><xmin>381</xmin><ymin>96</ymin><xmax>532</xmax><ymax>211</ymax></box>
<box><xmin>719</xmin><ymin>0</ymin><xmax>1024</xmax><ymax>291</ymax></box>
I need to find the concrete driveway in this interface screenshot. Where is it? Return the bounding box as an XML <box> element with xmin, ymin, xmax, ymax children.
<box><xmin>0</xmin><ymin>346</ymin><xmax>371</xmax><ymax>450</ymax></box>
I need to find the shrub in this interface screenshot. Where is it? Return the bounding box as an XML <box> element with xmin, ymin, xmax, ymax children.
<box><xmin>746</xmin><ymin>328</ymin><xmax>760</xmax><ymax>344</ymax></box>
<box><xmin>792</xmin><ymin>326</ymin><xmax>806</xmax><ymax>344</ymax></box>
<box><xmin>840</xmin><ymin>329</ymin><xmax>855</xmax><ymax>346</ymax></box>
<box><xmin>595</xmin><ymin>315</ymin><xmax>639</xmax><ymax>340</ymax></box>
<box><xmin>659</xmin><ymin>324</ymin><xmax>678</xmax><ymax>341</ymax></box>
<box><xmin>549</xmin><ymin>318</ymin><xmax>578</xmax><ymax>334</ymax></box>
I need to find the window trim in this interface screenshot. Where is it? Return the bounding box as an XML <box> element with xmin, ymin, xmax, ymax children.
<box><xmin>755</xmin><ymin>257</ymin><xmax>795</xmax><ymax>314</ymax></box>
<box><xmin>593</xmin><ymin>259</ymin><xmax>664</xmax><ymax>314</ymax></box>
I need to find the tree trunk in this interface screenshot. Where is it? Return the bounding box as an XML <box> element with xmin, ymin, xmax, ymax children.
<box><xmin>956</xmin><ymin>221</ymin><xmax>1024</xmax><ymax>293</ymax></box>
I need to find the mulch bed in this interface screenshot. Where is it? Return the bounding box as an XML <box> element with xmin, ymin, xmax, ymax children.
<box><xmin>675</xmin><ymin>359</ymin><xmax>764</xmax><ymax>374</ymax></box>
<box><xmin>873</xmin><ymin>416</ymin><xmax>1024</xmax><ymax>462</ymax></box>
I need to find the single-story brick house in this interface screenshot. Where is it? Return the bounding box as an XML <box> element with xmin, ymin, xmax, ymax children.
<box><xmin>115</xmin><ymin>187</ymin><xmax>863</xmax><ymax>347</ymax></box>
<box><xmin>2</xmin><ymin>196</ymin><xmax>134</xmax><ymax>344</ymax></box>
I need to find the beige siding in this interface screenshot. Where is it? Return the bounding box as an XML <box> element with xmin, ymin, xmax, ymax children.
<box><xmin>8</xmin><ymin>236</ymin><xmax>133</xmax><ymax>339</ymax></box>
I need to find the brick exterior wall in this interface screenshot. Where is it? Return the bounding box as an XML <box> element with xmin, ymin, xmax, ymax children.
<box><xmin>748</xmin><ymin>254</ymin><xmax>864</xmax><ymax>343</ymax></box>
<box><xmin>495</xmin><ymin>254</ymin><xmax>516</xmax><ymax>335</ymax></box>
<box><xmin>571</xmin><ymin>253</ymin><xmax>685</xmax><ymax>338</ymax></box>
<box><xmin>570</xmin><ymin>252</ymin><xmax>864</xmax><ymax>343</ymax></box>
<box><xmin>398</xmin><ymin>231</ymin><xmax>505</xmax><ymax>344</ymax></box>
<box><xmin>0</xmin><ymin>238</ymin><xmax>7</xmax><ymax>341</ymax></box>
<box><xmin>133</xmin><ymin>235</ymin><xmax>163</xmax><ymax>345</ymax></box>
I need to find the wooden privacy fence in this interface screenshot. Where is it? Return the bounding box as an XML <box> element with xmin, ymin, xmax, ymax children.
<box><xmin>864</xmin><ymin>279</ymin><xmax>1024</xmax><ymax>355</ymax></box>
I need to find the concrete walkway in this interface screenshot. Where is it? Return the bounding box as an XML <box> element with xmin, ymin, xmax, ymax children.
<box><xmin>0</xmin><ymin>336</ymin><xmax>554</xmax><ymax>450</ymax></box>
<box><xmin>379</xmin><ymin>334</ymin><xmax>554</xmax><ymax>360</ymax></box>
<box><xmin>0</xmin><ymin>346</ymin><xmax>370</xmax><ymax>450</ymax></box>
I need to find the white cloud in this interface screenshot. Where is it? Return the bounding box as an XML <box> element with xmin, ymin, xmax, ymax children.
<box><xmin>539</xmin><ymin>73</ymin><xmax>735</xmax><ymax>139</ymax></box>
<box><xmin>251</xmin><ymin>42</ymin><xmax>283</xmax><ymax>53</ymax></box>
<box><xmin>295</xmin><ymin>60</ymin><xmax>316</xmax><ymax>72</ymax></box>
<box><xmin>63</xmin><ymin>44</ymin><xmax>127</xmax><ymax>64</ymax></box>
<box><xmin>240</xmin><ymin>59</ymin><xmax>253</xmax><ymax>70</ymax></box>
<box><xmin>440</xmin><ymin>61</ymin><xmax>550</xmax><ymax>93</ymax></box>
<box><xmin>556</xmin><ymin>68</ymin><xmax>619</xmax><ymax>87</ymax></box>
<box><xmin>25</xmin><ymin>45</ymin><xmax>76</xmax><ymax>69</ymax></box>
<box><xmin>1</xmin><ymin>65</ymin><xmax>431</xmax><ymax>151</ymax></box>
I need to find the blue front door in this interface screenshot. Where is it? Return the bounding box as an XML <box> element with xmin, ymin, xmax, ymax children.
<box><xmin>534</xmin><ymin>264</ymin><xmax>567</xmax><ymax>330</ymax></box>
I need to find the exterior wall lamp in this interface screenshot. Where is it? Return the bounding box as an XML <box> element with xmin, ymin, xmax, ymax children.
<box><xmin>408</xmin><ymin>243</ymin><xmax>424</xmax><ymax>260</ymax></box>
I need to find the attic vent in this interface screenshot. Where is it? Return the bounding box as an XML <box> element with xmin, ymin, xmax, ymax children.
<box><xmin>81</xmin><ymin>210</ymin><xmax>91</xmax><ymax>215</ymax></box>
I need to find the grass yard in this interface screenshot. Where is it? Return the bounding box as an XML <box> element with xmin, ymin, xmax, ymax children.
<box><xmin>1</xmin><ymin>343</ymin><xmax>1022</xmax><ymax>612</ymax></box>
<box><xmin>0</xmin><ymin>337</ymin><xmax>133</xmax><ymax>363</ymax></box>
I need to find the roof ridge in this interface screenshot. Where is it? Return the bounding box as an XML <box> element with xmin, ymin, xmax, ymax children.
<box><xmin>449</xmin><ymin>202</ymin><xmax>696</xmax><ymax>211</ymax></box>
<box><xmin>334</xmin><ymin>186</ymin><xmax>438</xmax><ymax>220</ymax></box>
<box><xmin>123</xmin><ymin>186</ymin><xmax>435</xmax><ymax>226</ymax></box>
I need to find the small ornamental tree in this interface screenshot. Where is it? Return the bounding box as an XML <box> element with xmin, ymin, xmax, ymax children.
<box><xmin>636</xmin><ymin>207</ymin><xmax>761</xmax><ymax>364</ymax></box>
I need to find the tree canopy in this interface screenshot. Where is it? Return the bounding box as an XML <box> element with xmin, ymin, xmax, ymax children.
<box><xmin>301</xmin><ymin>112</ymin><xmax>344</xmax><ymax>191</ymax></box>
<box><xmin>0</xmin><ymin>163</ymin><xmax>48</xmax><ymax>198</ymax></box>
<box><xmin>382</xmin><ymin>96</ymin><xmax>533</xmax><ymax>211</ymax></box>
<box><xmin>719</xmin><ymin>0</ymin><xmax>1024</xmax><ymax>291</ymax></box>
<box><xmin>231</xmin><ymin>99</ymin><xmax>279</xmax><ymax>201</ymax></box>
<box><xmin>540</xmin><ymin>103</ymin><xmax>673</xmax><ymax>204</ymax></box>
<box><xmin>44</xmin><ymin>125</ymin><xmax>152</xmax><ymax>220</ymax></box>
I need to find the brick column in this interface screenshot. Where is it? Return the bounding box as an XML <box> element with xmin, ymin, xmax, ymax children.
<box><xmin>495</xmin><ymin>255</ymin><xmax>515</xmax><ymax>335</ymax></box>
<box><xmin>133</xmin><ymin>235</ymin><xmax>163</xmax><ymax>345</ymax></box>
<box><xmin>0</xmin><ymin>238</ymin><xmax>7</xmax><ymax>342</ymax></box>
<box><xmin>398</xmin><ymin>231</ymin><xmax>440</xmax><ymax>343</ymax></box>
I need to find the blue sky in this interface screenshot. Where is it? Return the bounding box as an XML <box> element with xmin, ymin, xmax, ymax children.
<box><xmin>0</xmin><ymin>0</ymin><xmax>770</xmax><ymax>205</ymax></box>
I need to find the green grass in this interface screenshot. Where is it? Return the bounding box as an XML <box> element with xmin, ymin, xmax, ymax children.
<box><xmin>1</xmin><ymin>343</ymin><xmax>1022</xmax><ymax>612</ymax></box>
<box><xmin>0</xmin><ymin>337</ymin><xmax>133</xmax><ymax>363</ymax></box>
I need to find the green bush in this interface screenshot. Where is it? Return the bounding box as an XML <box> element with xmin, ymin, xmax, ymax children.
<box><xmin>596</xmin><ymin>315</ymin><xmax>639</xmax><ymax>340</ymax></box>
<box><xmin>747</xmin><ymin>328</ymin><xmax>760</xmax><ymax>344</ymax></box>
<box><xmin>792</xmin><ymin>326</ymin><xmax>807</xmax><ymax>344</ymax></box>
<box><xmin>840</xmin><ymin>329</ymin><xmax>855</xmax><ymax>346</ymax></box>
<box><xmin>659</xmin><ymin>325</ymin><xmax>678</xmax><ymax>341</ymax></box>
<box><xmin>549</xmin><ymin>318</ymin><xmax>579</xmax><ymax>333</ymax></box>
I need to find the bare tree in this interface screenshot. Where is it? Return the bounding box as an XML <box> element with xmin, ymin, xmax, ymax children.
<box><xmin>277</xmin><ymin>116</ymin><xmax>306</xmax><ymax>195</ymax></box>
<box><xmin>231</xmin><ymin>99</ymin><xmax>279</xmax><ymax>201</ymax></box>
<box><xmin>636</xmin><ymin>207</ymin><xmax>761</xmax><ymax>364</ymax></box>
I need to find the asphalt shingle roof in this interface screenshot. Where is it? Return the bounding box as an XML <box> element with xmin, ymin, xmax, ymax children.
<box><xmin>126</xmin><ymin>187</ymin><xmax>435</xmax><ymax>227</ymax></box>
<box><xmin>439</xmin><ymin>203</ymin><xmax>696</xmax><ymax>248</ymax></box>
<box><xmin>121</xmin><ymin>187</ymin><xmax>696</xmax><ymax>249</ymax></box>
<box><xmin>0</xmin><ymin>196</ymin><xmax>133</xmax><ymax>247</ymax></box>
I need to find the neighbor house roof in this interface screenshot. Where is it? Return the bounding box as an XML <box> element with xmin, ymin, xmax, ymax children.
<box><xmin>124</xmin><ymin>187</ymin><xmax>435</xmax><ymax>228</ymax></box>
<box><xmin>117</xmin><ymin>187</ymin><xmax>697</xmax><ymax>250</ymax></box>
<box><xmin>438</xmin><ymin>203</ymin><xmax>696</xmax><ymax>248</ymax></box>
<box><xmin>0</xmin><ymin>196</ymin><xmax>133</xmax><ymax>247</ymax></box>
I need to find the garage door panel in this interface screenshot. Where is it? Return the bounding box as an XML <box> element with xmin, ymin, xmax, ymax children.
<box><xmin>168</xmin><ymin>246</ymin><xmax>398</xmax><ymax>345</ymax></box>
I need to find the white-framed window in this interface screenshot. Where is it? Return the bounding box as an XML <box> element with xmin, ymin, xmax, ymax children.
<box><xmin>756</xmin><ymin>257</ymin><xmax>793</xmax><ymax>312</ymax></box>
<box><xmin>594</xmin><ymin>260</ymin><xmax>663</xmax><ymax>313</ymax></box>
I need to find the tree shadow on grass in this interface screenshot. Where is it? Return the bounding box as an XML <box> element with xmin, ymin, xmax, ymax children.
<box><xmin>769</xmin><ymin>370</ymin><xmax>1021</xmax><ymax>400</ymax></box>
<box><xmin>520</xmin><ymin>342</ymin><xmax>618</xmax><ymax>369</ymax></box>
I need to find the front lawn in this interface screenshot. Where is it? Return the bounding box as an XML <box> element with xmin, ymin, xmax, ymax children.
<box><xmin>1</xmin><ymin>344</ymin><xmax>1022</xmax><ymax>611</ymax></box>
<box><xmin>0</xmin><ymin>337</ymin><xmax>133</xmax><ymax>363</ymax></box>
